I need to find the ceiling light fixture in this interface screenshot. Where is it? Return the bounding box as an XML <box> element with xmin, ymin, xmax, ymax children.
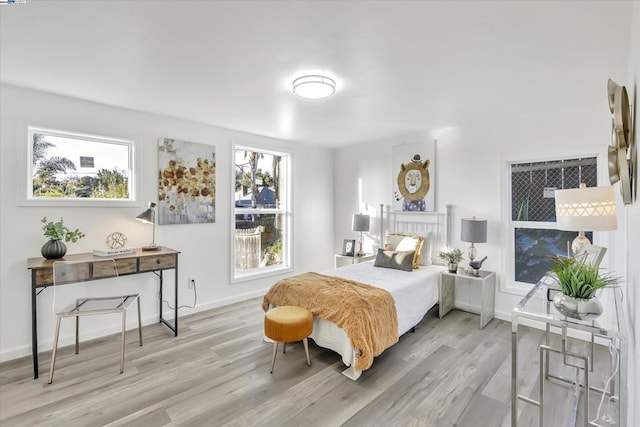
<box><xmin>292</xmin><ymin>75</ymin><xmax>336</xmax><ymax>99</ymax></box>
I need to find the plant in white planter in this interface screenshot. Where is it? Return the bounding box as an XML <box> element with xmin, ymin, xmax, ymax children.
<box><xmin>548</xmin><ymin>255</ymin><xmax>620</xmax><ymax>320</ymax></box>
<box><xmin>438</xmin><ymin>248</ymin><xmax>464</xmax><ymax>273</ymax></box>
<box><xmin>40</xmin><ymin>217</ymin><xmax>85</xmax><ymax>260</ymax></box>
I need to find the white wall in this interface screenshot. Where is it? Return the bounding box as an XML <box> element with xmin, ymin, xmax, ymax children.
<box><xmin>0</xmin><ymin>84</ymin><xmax>335</xmax><ymax>361</ymax></box>
<box><xmin>334</xmin><ymin>116</ymin><xmax>627</xmax><ymax>319</ymax></box>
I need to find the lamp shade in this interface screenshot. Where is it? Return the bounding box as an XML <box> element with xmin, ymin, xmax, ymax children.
<box><xmin>352</xmin><ymin>214</ymin><xmax>370</xmax><ymax>232</ymax></box>
<box><xmin>555</xmin><ymin>186</ymin><xmax>617</xmax><ymax>231</ymax></box>
<box><xmin>461</xmin><ymin>218</ymin><xmax>487</xmax><ymax>243</ymax></box>
<box><xmin>136</xmin><ymin>202</ymin><xmax>156</xmax><ymax>224</ymax></box>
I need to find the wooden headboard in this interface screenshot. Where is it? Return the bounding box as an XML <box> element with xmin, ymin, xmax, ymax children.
<box><xmin>383</xmin><ymin>204</ymin><xmax>452</xmax><ymax>266</ymax></box>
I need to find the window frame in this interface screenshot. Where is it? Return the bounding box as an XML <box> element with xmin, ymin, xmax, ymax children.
<box><xmin>502</xmin><ymin>153</ymin><xmax>605</xmax><ymax>295</ymax></box>
<box><xmin>20</xmin><ymin>125</ymin><xmax>138</xmax><ymax>207</ymax></box>
<box><xmin>230</xmin><ymin>143</ymin><xmax>293</xmax><ymax>283</ymax></box>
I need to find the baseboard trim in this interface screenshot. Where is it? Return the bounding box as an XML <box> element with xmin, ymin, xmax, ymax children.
<box><xmin>5</xmin><ymin>290</ymin><xmax>598</xmax><ymax>364</ymax></box>
<box><xmin>0</xmin><ymin>287</ymin><xmax>270</xmax><ymax>363</ymax></box>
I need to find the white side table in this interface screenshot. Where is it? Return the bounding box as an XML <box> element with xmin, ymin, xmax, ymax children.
<box><xmin>334</xmin><ymin>254</ymin><xmax>375</xmax><ymax>268</ymax></box>
<box><xmin>438</xmin><ymin>270</ymin><xmax>496</xmax><ymax>329</ymax></box>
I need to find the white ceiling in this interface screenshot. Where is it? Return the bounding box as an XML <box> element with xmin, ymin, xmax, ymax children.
<box><xmin>0</xmin><ymin>1</ymin><xmax>633</xmax><ymax>148</ymax></box>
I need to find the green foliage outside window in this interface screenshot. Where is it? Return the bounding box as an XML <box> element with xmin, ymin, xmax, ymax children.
<box><xmin>31</xmin><ymin>132</ymin><xmax>129</xmax><ymax>199</ymax></box>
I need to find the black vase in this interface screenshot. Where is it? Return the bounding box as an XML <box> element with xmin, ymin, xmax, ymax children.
<box><xmin>41</xmin><ymin>240</ymin><xmax>67</xmax><ymax>260</ymax></box>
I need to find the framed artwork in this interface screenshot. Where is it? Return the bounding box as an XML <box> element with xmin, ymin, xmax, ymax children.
<box><xmin>158</xmin><ymin>138</ymin><xmax>215</xmax><ymax>225</ymax></box>
<box><xmin>342</xmin><ymin>239</ymin><xmax>355</xmax><ymax>256</ymax></box>
<box><xmin>392</xmin><ymin>141</ymin><xmax>435</xmax><ymax>212</ymax></box>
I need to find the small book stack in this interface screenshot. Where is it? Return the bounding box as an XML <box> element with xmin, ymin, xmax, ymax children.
<box><xmin>93</xmin><ymin>247</ymin><xmax>137</xmax><ymax>257</ymax></box>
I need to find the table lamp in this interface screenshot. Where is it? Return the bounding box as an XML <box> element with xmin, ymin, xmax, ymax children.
<box><xmin>136</xmin><ymin>202</ymin><xmax>160</xmax><ymax>251</ymax></box>
<box><xmin>461</xmin><ymin>216</ymin><xmax>487</xmax><ymax>274</ymax></box>
<box><xmin>555</xmin><ymin>184</ymin><xmax>617</xmax><ymax>256</ymax></box>
<box><xmin>352</xmin><ymin>213</ymin><xmax>370</xmax><ymax>257</ymax></box>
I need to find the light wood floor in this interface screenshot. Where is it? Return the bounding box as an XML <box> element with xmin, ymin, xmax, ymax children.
<box><xmin>0</xmin><ymin>298</ymin><xmax>617</xmax><ymax>426</ymax></box>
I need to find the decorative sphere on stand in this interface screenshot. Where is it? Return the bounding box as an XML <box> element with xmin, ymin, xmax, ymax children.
<box><xmin>106</xmin><ymin>232</ymin><xmax>127</xmax><ymax>249</ymax></box>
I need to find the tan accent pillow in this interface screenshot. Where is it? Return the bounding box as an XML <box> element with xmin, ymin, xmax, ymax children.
<box><xmin>384</xmin><ymin>233</ymin><xmax>424</xmax><ymax>269</ymax></box>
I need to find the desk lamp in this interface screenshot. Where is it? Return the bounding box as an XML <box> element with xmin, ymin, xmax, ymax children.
<box><xmin>136</xmin><ymin>202</ymin><xmax>160</xmax><ymax>251</ymax></box>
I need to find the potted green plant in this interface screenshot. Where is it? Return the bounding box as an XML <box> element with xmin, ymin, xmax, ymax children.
<box><xmin>438</xmin><ymin>248</ymin><xmax>464</xmax><ymax>273</ymax></box>
<box><xmin>40</xmin><ymin>217</ymin><xmax>85</xmax><ymax>260</ymax></box>
<box><xmin>548</xmin><ymin>255</ymin><xmax>620</xmax><ymax>320</ymax></box>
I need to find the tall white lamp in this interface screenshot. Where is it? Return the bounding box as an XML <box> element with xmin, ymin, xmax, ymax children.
<box><xmin>555</xmin><ymin>184</ymin><xmax>617</xmax><ymax>256</ymax></box>
<box><xmin>352</xmin><ymin>213</ymin><xmax>370</xmax><ymax>257</ymax></box>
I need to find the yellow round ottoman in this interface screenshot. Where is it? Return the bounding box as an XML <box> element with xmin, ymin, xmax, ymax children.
<box><xmin>264</xmin><ymin>306</ymin><xmax>312</xmax><ymax>373</ymax></box>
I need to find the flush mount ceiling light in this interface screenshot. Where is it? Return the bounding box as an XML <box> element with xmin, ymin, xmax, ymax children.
<box><xmin>292</xmin><ymin>75</ymin><xmax>336</xmax><ymax>99</ymax></box>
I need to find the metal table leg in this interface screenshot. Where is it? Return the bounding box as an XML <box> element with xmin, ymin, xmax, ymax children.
<box><xmin>511</xmin><ymin>318</ymin><xmax>518</xmax><ymax>427</ymax></box>
<box><xmin>31</xmin><ymin>272</ymin><xmax>38</xmax><ymax>379</ymax></box>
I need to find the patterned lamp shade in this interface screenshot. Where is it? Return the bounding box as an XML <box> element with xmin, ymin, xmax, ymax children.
<box><xmin>555</xmin><ymin>186</ymin><xmax>617</xmax><ymax>231</ymax></box>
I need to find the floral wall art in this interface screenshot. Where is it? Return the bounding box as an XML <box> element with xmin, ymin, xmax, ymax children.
<box><xmin>158</xmin><ymin>138</ymin><xmax>215</xmax><ymax>225</ymax></box>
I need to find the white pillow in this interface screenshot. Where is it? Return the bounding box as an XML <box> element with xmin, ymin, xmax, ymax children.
<box><xmin>384</xmin><ymin>233</ymin><xmax>424</xmax><ymax>269</ymax></box>
<box><xmin>384</xmin><ymin>234</ymin><xmax>405</xmax><ymax>250</ymax></box>
<box><xmin>417</xmin><ymin>231</ymin><xmax>433</xmax><ymax>266</ymax></box>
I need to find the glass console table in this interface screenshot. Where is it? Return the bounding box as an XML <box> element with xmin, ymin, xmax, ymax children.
<box><xmin>511</xmin><ymin>279</ymin><xmax>628</xmax><ymax>427</ymax></box>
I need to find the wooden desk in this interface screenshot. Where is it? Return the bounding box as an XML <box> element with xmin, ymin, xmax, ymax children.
<box><xmin>27</xmin><ymin>247</ymin><xmax>180</xmax><ymax>379</ymax></box>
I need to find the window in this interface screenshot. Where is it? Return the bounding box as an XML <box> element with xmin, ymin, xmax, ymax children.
<box><xmin>507</xmin><ymin>156</ymin><xmax>597</xmax><ymax>289</ymax></box>
<box><xmin>232</xmin><ymin>145</ymin><xmax>291</xmax><ymax>281</ymax></box>
<box><xmin>25</xmin><ymin>127</ymin><xmax>135</xmax><ymax>205</ymax></box>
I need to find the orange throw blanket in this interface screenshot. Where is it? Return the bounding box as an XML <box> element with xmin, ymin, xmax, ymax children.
<box><xmin>262</xmin><ymin>272</ymin><xmax>398</xmax><ymax>371</ymax></box>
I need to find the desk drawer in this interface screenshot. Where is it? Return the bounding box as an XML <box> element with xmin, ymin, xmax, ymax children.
<box><xmin>36</xmin><ymin>263</ymin><xmax>90</xmax><ymax>286</ymax></box>
<box><xmin>139</xmin><ymin>254</ymin><xmax>176</xmax><ymax>271</ymax></box>
<box><xmin>35</xmin><ymin>269</ymin><xmax>54</xmax><ymax>287</ymax></box>
<box><xmin>93</xmin><ymin>259</ymin><xmax>138</xmax><ymax>278</ymax></box>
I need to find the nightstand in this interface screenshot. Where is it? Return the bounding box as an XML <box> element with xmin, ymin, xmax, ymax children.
<box><xmin>334</xmin><ymin>253</ymin><xmax>375</xmax><ymax>268</ymax></box>
<box><xmin>438</xmin><ymin>270</ymin><xmax>495</xmax><ymax>329</ymax></box>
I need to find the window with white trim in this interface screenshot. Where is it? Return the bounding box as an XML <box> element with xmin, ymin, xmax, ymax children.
<box><xmin>232</xmin><ymin>145</ymin><xmax>291</xmax><ymax>281</ymax></box>
<box><xmin>508</xmin><ymin>156</ymin><xmax>597</xmax><ymax>287</ymax></box>
<box><xmin>27</xmin><ymin>127</ymin><xmax>135</xmax><ymax>203</ymax></box>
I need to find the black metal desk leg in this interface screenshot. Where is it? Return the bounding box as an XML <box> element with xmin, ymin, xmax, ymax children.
<box><xmin>173</xmin><ymin>261</ymin><xmax>178</xmax><ymax>336</ymax></box>
<box><xmin>159</xmin><ymin>270</ymin><xmax>163</xmax><ymax>324</ymax></box>
<box><xmin>31</xmin><ymin>272</ymin><xmax>39</xmax><ymax>379</ymax></box>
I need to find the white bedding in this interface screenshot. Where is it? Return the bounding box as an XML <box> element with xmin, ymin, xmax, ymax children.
<box><xmin>309</xmin><ymin>261</ymin><xmax>445</xmax><ymax>378</ymax></box>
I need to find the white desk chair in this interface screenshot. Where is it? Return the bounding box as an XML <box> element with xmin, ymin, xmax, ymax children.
<box><xmin>49</xmin><ymin>259</ymin><xmax>142</xmax><ymax>384</ymax></box>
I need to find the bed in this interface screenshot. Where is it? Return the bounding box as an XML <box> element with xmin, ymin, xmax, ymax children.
<box><xmin>263</xmin><ymin>206</ymin><xmax>451</xmax><ymax>380</ymax></box>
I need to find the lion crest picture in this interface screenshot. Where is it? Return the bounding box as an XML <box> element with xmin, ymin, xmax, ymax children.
<box><xmin>392</xmin><ymin>142</ymin><xmax>435</xmax><ymax>212</ymax></box>
<box><xmin>394</xmin><ymin>154</ymin><xmax>431</xmax><ymax>211</ymax></box>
